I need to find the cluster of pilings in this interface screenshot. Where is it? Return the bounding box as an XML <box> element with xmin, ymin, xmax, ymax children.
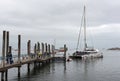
<box><xmin>0</xmin><ymin>30</ymin><xmax>67</xmax><ymax>81</ymax></box>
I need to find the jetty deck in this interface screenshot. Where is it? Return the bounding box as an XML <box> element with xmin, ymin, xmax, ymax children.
<box><xmin>0</xmin><ymin>56</ymin><xmax>53</xmax><ymax>72</ymax></box>
<box><xmin>0</xmin><ymin>30</ymin><xmax>67</xmax><ymax>81</ymax></box>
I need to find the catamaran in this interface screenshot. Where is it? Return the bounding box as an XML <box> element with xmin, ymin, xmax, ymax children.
<box><xmin>70</xmin><ymin>6</ymin><xmax>103</xmax><ymax>59</ymax></box>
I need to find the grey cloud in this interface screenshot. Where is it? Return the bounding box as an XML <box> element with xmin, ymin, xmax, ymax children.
<box><xmin>0</xmin><ymin>0</ymin><xmax>120</xmax><ymax>50</ymax></box>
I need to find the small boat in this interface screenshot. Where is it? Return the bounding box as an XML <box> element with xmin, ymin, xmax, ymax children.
<box><xmin>70</xmin><ymin>6</ymin><xmax>103</xmax><ymax>59</ymax></box>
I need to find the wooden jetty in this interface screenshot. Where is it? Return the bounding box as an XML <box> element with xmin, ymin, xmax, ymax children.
<box><xmin>0</xmin><ymin>30</ymin><xmax>67</xmax><ymax>81</ymax></box>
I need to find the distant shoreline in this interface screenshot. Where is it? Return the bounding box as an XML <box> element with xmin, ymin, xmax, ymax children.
<box><xmin>107</xmin><ymin>47</ymin><xmax>120</xmax><ymax>50</ymax></box>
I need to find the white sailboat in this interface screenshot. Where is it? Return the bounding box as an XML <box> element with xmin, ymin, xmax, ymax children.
<box><xmin>70</xmin><ymin>6</ymin><xmax>103</xmax><ymax>58</ymax></box>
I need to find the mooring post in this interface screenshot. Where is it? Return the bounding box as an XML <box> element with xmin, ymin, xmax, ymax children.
<box><xmin>27</xmin><ymin>40</ymin><xmax>31</xmax><ymax>74</ymax></box>
<box><xmin>52</xmin><ymin>45</ymin><xmax>55</xmax><ymax>62</ymax></box>
<box><xmin>37</xmin><ymin>42</ymin><xmax>40</xmax><ymax>52</ymax></box>
<box><xmin>45</xmin><ymin>43</ymin><xmax>47</xmax><ymax>59</ymax></box>
<box><xmin>41</xmin><ymin>43</ymin><xmax>44</xmax><ymax>59</ymax></box>
<box><xmin>37</xmin><ymin>42</ymin><xmax>40</xmax><ymax>64</ymax></box>
<box><xmin>18</xmin><ymin>35</ymin><xmax>21</xmax><ymax>78</ymax></box>
<box><xmin>45</xmin><ymin>43</ymin><xmax>47</xmax><ymax>53</ymax></box>
<box><xmin>1</xmin><ymin>31</ymin><xmax>6</xmax><ymax>81</ymax></box>
<box><xmin>1</xmin><ymin>71</ymin><xmax>4</xmax><ymax>81</ymax></box>
<box><xmin>34</xmin><ymin>43</ymin><xmax>37</xmax><ymax>54</ymax></box>
<box><xmin>2</xmin><ymin>31</ymin><xmax>6</xmax><ymax>67</ymax></box>
<box><xmin>34</xmin><ymin>43</ymin><xmax>37</xmax><ymax>66</ymax></box>
<box><xmin>48</xmin><ymin>44</ymin><xmax>51</xmax><ymax>62</ymax></box>
<box><xmin>5</xmin><ymin>31</ymin><xmax>9</xmax><ymax>81</ymax></box>
<box><xmin>64</xmin><ymin>44</ymin><xmax>67</xmax><ymax>62</ymax></box>
<box><xmin>52</xmin><ymin>45</ymin><xmax>55</xmax><ymax>57</ymax></box>
<box><xmin>48</xmin><ymin>44</ymin><xmax>50</xmax><ymax>57</ymax></box>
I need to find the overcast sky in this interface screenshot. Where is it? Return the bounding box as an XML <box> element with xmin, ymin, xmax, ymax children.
<box><xmin>0</xmin><ymin>0</ymin><xmax>120</xmax><ymax>53</ymax></box>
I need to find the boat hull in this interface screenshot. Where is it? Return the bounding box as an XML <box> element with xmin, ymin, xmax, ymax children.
<box><xmin>69</xmin><ymin>52</ymin><xmax>103</xmax><ymax>59</ymax></box>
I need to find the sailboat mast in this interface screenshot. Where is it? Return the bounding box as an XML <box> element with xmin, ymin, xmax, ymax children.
<box><xmin>84</xmin><ymin>6</ymin><xmax>87</xmax><ymax>51</ymax></box>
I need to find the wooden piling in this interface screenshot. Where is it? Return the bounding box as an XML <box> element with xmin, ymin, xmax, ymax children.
<box><xmin>37</xmin><ymin>42</ymin><xmax>40</xmax><ymax>52</ymax></box>
<box><xmin>41</xmin><ymin>43</ymin><xmax>44</xmax><ymax>59</ymax></box>
<box><xmin>1</xmin><ymin>71</ymin><xmax>4</xmax><ymax>81</ymax></box>
<box><xmin>52</xmin><ymin>45</ymin><xmax>55</xmax><ymax>57</ymax></box>
<box><xmin>48</xmin><ymin>44</ymin><xmax>50</xmax><ymax>54</ymax></box>
<box><xmin>2</xmin><ymin>31</ymin><xmax>6</xmax><ymax>67</ymax></box>
<box><xmin>45</xmin><ymin>43</ymin><xmax>47</xmax><ymax>53</ymax></box>
<box><xmin>64</xmin><ymin>44</ymin><xmax>67</xmax><ymax>62</ymax></box>
<box><xmin>47</xmin><ymin>44</ymin><xmax>50</xmax><ymax>62</ymax></box>
<box><xmin>27</xmin><ymin>40</ymin><xmax>31</xmax><ymax>74</ymax></box>
<box><xmin>18</xmin><ymin>35</ymin><xmax>21</xmax><ymax>78</ymax></box>
<box><xmin>18</xmin><ymin>35</ymin><xmax>21</xmax><ymax>63</ymax></box>
<box><xmin>5</xmin><ymin>31</ymin><xmax>9</xmax><ymax>81</ymax></box>
<box><xmin>37</xmin><ymin>42</ymin><xmax>40</xmax><ymax>64</ymax></box>
<box><xmin>34</xmin><ymin>43</ymin><xmax>37</xmax><ymax>66</ymax></box>
<box><xmin>1</xmin><ymin>31</ymin><xmax>6</xmax><ymax>81</ymax></box>
<box><xmin>9</xmin><ymin>46</ymin><xmax>12</xmax><ymax>54</ymax></box>
<box><xmin>6</xmin><ymin>31</ymin><xmax>9</xmax><ymax>58</ymax></box>
<box><xmin>34</xmin><ymin>43</ymin><xmax>37</xmax><ymax>54</ymax></box>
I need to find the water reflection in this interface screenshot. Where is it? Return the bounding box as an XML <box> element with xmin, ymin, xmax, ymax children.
<box><xmin>72</xmin><ymin>58</ymin><xmax>103</xmax><ymax>81</ymax></box>
<box><xmin>11</xmin><ymin>57</ymin><xmax>104</xmax><ymax>81</ymax></box>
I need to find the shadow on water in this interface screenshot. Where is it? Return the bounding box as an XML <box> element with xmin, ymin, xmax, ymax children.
<box><xmin>10</xmin><ymin>58</ymin><xmax>103</xmax><ymax>81</ymax></box>
<box><xmin>12</xmin><ymin>62</ymin><xmax>67</xmax><ymax>81</ymax></box>
<box><xmin>10</xmin><ymin>63</ymin><xmax>51</xmax><ymax>81</ymax></box>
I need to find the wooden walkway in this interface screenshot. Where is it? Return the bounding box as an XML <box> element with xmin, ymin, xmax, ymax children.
<box><xmin>0</xmin><ymin>55</ymin><xmax>53</xmax><ymax>72</ymax></box>
<box><xmin>0</xmin><ymin>30</ymin><xmax>67</xmax><ymax>81</ymax></box>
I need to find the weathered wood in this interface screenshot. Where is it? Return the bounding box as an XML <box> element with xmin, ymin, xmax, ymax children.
<box><xmin>18</xmin><ymin>35</ymin><xmax>21</xmax><ymax>77</ymax></box>
<box><xmin>48</xmin><ymin>44</ymin><xmax>50</xmax><ymax>53</ymax></box>
<box><xmin>2</xmin><ymin>31</ymin><xmax>6</xmax><ymax>67</ymax></box>
<box><xmin>27</xmin><ymin>40</ymin><xmax>31</xmax><ymax>56</ymax></box>
<box><xmin>5</xmin><ymin>70</ymin><xmax>8</xmax><ymax>81</ymax></box>
<box><xmin>27</xmin><ymin>40</ymin><xmax>31</xmax><ymax>74</ymax></box>
<box><xmin>52</xmin><ymin>45</ymin><xmax>55</xmax><ymax>57</ymax></box>
<box><xmin>9</xmin><ymin>46</ymin><xmax>12</xmax><ymax>54</ymax></box>
<box><xmin>6</xmin><ymin>31</ymin><xmax>9</xmax><ymax>58</ymax></box>
<box><xmin>37</xmin><ymin>42</ymin><xmax>40</xmax><ymax>52</ymax></box>
<box><xmin>64</xmin><ymin>44</ymin><xmax>67</xmax><ymax>62</ymax></box>
<box><xmin>1</xmin><ymin>72</ymin><xmax>4</xmax><ymax>81</ymax></box>
<box><xmin>45</xmin><ymin>43</ymin><xmax>47</xmax><ymax>53</ymax></box>
<box><xmin>18</xmin><ymin>67</ymin><xmax>20</xmax><ymax>78</ymax></box>
<box><xmin>18</xmin><ymin>35</ymin><xmax>21</xmax><ymax>63</ymax></box>
<box><xmin>41</xmin><ymin>43</ymin><xmax>44</xmax><ymax>54</ymax></box>
<box><xmin>0</xmin><ymin>31</ymin><xmax>66</xmax><ymax>81</ymax></box>
<box><xmin>34</xmin><ymin>43</ymin><xmax>37</xmax><ymax>54</ymax></box>
<box><xmin>5</xmin><ymin>31</ymin><xmax>9</xmax><ymax>81</ymax></box>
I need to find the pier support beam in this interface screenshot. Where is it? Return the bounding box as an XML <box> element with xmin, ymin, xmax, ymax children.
<box><xmin>64</xmin><ymin>44</ymin><xmax>67</xmax><ymax>62</ymax></box>
<box><xmin>27</xmin><ymin>40</ymin><xmax>31</xmax><ymax>74</ymax></box>
<box><xmin>45</xmin><ymin>43</ymin><xmax>47</xmax><ymax>53</ymax></box>
<box><xmin>2</xmin><ymin>31</ymin><xmax>6</xmax><ymax>68</ymax></box>
<box><xmin>18</xmin><ymin>67</ymin><xmax>20</xmax><ymax>78</ymax></box>
<box><xmin>34</xmin><ymin>43</ymin><xmax>37</xmax><ymax>67</ymax></box>
<box><xmin>18</xmin><ymin>35</ymin><xmax>21</xmax><ymax>78</ymax></box>
<box><xmin>52</xmin><ymin>45</ymin><xmax>55</xmax><ymax>62</ymax></box>
<box><xmin>41</xmin><ymin>43</ymin><xmax>44</xmax><ymax>59</ymax></box>
<box><xmin>1</xmin><ymin>72</ymin><xmax>4</xmax><ymax>81</ymax></box>
<box><xmin>1</xmin><ymin>31</ymin><xmax>6</xmax><ymax>81</ymax></box>
<box><xmin>48</xmin><ymin>44</ymin><xmax>51</xmax><ymax>62</ymax></box>
<box><xmin>37</xmin><ymin>42</ymin><xmax>40</xmax><ymax>52</ymax></box>
<box><xmin>5</xmin><ymin>31</ymin><xmax>9</xmax><ymax>81</ymax></box>
<box><xmin>34</xmin><ymin>43</ymin><xmax>37</xmax><ymax>54</ymax></box>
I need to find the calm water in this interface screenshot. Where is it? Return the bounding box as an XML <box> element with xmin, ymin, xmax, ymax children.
<box><xmin>3</xmin><ymin>50</ymin><xmax>120</xmax><ymax>81</ymax></box>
